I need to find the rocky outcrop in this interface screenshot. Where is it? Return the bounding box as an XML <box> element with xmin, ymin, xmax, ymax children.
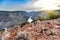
<box><xmin>1</xmin><ymin>18</ymin><xmax>60</xmax><ymax>40</ymax></box>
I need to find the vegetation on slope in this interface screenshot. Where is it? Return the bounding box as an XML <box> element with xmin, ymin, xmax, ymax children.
<box><xmin>38</xmin><ymin>10</ymin><xmax>60</xmax><ymax>21</ymax></box>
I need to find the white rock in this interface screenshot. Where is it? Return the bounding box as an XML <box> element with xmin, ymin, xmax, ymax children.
<box><xmin>27</xmin><ymin>16</ymin><xmax>33</xmax><ymax>23</ymax></box>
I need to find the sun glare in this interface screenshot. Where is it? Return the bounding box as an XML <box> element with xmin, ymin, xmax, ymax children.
<box><xmin>34</xmin><ymin>0</ymin><xmax>60</xmax><ymax>10</ymax></box>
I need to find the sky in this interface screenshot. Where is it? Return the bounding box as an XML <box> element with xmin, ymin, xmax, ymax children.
<box><xmin>0</xmin><ymin>0</ymin><xmax>60</xmax><ymax>11</ymax></box>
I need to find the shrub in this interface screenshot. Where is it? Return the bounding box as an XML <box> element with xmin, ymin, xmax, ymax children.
<box><xmin>21</xmin><ymin>22</ymin><xmax>29</xmax><ymax>27</ymax></box>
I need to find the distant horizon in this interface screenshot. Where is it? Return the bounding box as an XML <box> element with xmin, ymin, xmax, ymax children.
<box><xmin>0</xmin><ymin>9</ymin><xmax>60</xmax><ymax>12</ymax></box>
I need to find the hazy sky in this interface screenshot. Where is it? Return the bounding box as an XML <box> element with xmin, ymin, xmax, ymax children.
<box><xmin>0</xmin><ymin>0</ymin><xmax>60</xmax><ymax>11</ymax></box>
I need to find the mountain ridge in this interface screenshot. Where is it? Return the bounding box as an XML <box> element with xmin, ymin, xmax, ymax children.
<box><xmin>0</xmin><ymin>10</ymin><xmax>60</xmax><ymax>28</ymax></box>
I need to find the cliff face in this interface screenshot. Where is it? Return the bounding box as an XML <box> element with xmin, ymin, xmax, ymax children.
<box><xmin>1</xmin><ymin>18</ymin><xmax>60</xmax><ymax>40</ymax></box>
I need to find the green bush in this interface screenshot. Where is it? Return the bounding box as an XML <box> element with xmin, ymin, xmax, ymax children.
<box><xmin>21</xmin><ymin>22</ymin><xmax>29</xmax><ymax>27</ymax></box>
<box><xmin>38</xmin><ymin>17</ymin><xmax>48</xmax><ymax>21</ymax></box>
<box><xmin>0</xmin><ymin>30</ymin><xmax>5</xmax><ymax>34</ymax></box>
<box><xmin>49</xmin><ymin>14</ymin><xmax>60</xmax><ymax>19</ymax></box>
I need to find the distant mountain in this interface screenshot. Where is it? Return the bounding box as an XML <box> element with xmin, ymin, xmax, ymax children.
<box><xmin>0</xmin><ymin>10</ymin><xmax>59</xmax><ymax>28</ymax></box>
<box><xmin>0</xmin><ymin>11</ymin><xmax>27</xmax><ymax>28</ymax></box>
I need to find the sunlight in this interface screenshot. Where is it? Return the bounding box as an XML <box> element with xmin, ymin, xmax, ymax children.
<box><xmin>34</xmin><ymin>0</ymin><xmax>60</xmax><ymax>10</ymax></box>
